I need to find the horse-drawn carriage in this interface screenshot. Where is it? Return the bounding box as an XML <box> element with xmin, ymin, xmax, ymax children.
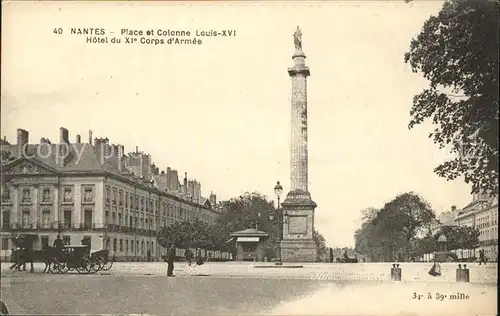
<box><xmin>9</xmin><ymin>233</ymin><xmax>114</xmax><ymax>274</ymax></box>
<box><xmin>49</xmin><ymin>245</ymin><xmax>113</xmax><ymax>274</ymax></box>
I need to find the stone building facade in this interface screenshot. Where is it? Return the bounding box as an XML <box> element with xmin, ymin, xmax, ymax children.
<box><xmin>455</xmin><ymin>193</ymin><xmax>498</xmax><ymax>261</ymax></box>
<box><xmin>0</xmin><ymin>127</ymin><xmax>221</xmax><ymax>261</ymax></box>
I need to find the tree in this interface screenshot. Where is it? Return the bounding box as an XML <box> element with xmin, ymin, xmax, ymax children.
<box><xmin>413</xmin><ymin>231</ymin><xmax>436</xmax><ymax>258</ymax></box>
<box><xmin>404</xmin><ymin>0</ymin><xmax>499</xmax><ymax>195</ymax></box>
<box><xmin>436</xmin><ymin>225</ymin><xmax>480</xmax><ymax>252</ymax></box>
<box><xmin>212</xmin><ymin>192</ymin><xmax>278</xmax><ymax>253</ymax></box>
<box><xmin>313</xmin><ymin>230</ymin><xmax>327</xmax><ymax>261</ymax></box>
<box><xmin>354</xmin><ymin>192</ymin><xmax>436</xmax><ymax>262</ymax></box>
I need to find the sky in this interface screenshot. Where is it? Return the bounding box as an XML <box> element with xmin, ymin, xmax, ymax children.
<box><xmin>1</xmin><ymin>1</ymin><xmax>474</xmax><ymax>247</ymax></box>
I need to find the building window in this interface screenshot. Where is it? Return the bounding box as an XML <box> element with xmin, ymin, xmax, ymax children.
<box><xmin>141</xmin><ymin>197</ymin><xmax>144</xmax><ymax>211</ymax></box>
<box><xmin>82</xmin><ymin>236</ymin><xmax>91</xmax><ymax>248</ymax></box>
<box><xmin>42</xmin><ymin>188</ymin><xmax>51</xmax><ymax>202</ymax></box>
<box><xmin>113</xmin><ymin>238</ymin><xmax>117</xmax><ymax>251</ymax></box>
<box><xmin>22</xmin><ymin>210</ymin><xmax>30</xmax><ymax>228</ymax></box>
<box><xmin>106</xmin><ymin>186</ymin><xmax>110</xmax><ymax>204</ymax></box>
<box><xmin>63</xmin><ymin>188</ymin><xmax>72</xmax><ymax>202</ymax></box>
<box><xmin>2</xmin><ymin>211</ymin><xmax>10</xmax><ymax>229</ymax></box>
<box><xmin>1</xmin><ymin>238</ymin><xmax>9</xmax><ymax>250</ymax></box>
<box><xmin>125</xmin><ymin>239</ymin><xmax>129</xmax><ymax>253</ymax></box>
<box><xmin>119</xmin><ymin>239</ymin><xmax>123</xmax><ymax>251</ymax></box>
<box><xmin>136</xmin><ymin>240</ymin><xmax>139</xmax><ymax>253</ymax></box>
<box><xmin>112</xmin><ymin>189</ymin><xmax>117</xmax><ymax>205</ymax></box>
<box><xmin>119</xmin><ymin>191</ymin><xmax>123</xmax><ymax>207</ymax></box>
<box><xmin>41</xmin><ymin>236</ymin><xmax>49</xmax><ymax>249</ymax></box>
<box><xmin>118</xmin><ymin>214</ymin><xmax>122</xmax><ymax>226</ymax></box>
<box><xmin>63</xmin><ymin>210</ymin><xmax>72</xmax><ymax>229</ymax></box>
<box><xmin>84</xmin><ymin>209</ymin><xmax>93</xmax><ymax>229</ymax></box>
<box><xmin>242</xmin><ymin>244</ymin><xmax>256</xmax><ymax>253</ymax></box>
<box><xmin>22</xmin><ymin>188</ymin><xmax>30</xmax><ymax>203</ymax></box>
<box><xmin>125</xmin><ymin>192</ymin><xmax>129</xmax><ymax>208</ymax></box>
<box><xmin>131</xmin><ymin>241</ymin><xmax>134</xmax><ymax>252</ymax></box>
<box><xmin>141</xmin><ymin>241</ymin><xmax>144</xmax><ymax>254</ymax></box>
<box><xmin>112</xmin><ymin>212</ymin><xmax>116</xmax><ymax>225</ymax></box>
<box><xmin>42</xmin><ymin>209</ymin><xmax>51</xmax><ymax>228</ymax></box>
<box><xmin>152</xmin><ymin>241</ymin><xmax>154</xmax><ymax>253</ymax></box>
<box><xmin>129</xmin><ymin>216</ymin><xmax>133</xmax><ymax>228</ymax></box>
<box><xmin>63</xmin><ymin>236</ymin><xmax>71</xmax><ymax>245</ymax></box>
<box><xmin>1</xmin><ymin>184</ymin><xmax>10</xmax><ymax>202</ymax></box>
<box><xmin>83</xmin><ymin>187</ymin><xmax>93</xmax><ymax>203</ymax></box>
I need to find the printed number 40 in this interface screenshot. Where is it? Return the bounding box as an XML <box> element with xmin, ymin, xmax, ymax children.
<box><xmin>53</xmin><ymin>28</ymin><xmax>63</xmax><ymax>35</ymax></box>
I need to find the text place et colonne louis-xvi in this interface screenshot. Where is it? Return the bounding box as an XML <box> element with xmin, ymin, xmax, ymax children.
<box><xmin>69</xmin><ymin>28</ymin><xmax>236</xmax><ymax>37</ymax></box>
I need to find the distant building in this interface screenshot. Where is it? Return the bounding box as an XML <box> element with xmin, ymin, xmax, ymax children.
<box><xmin>455</xmin><ymin>193</ymin><xmax>498</xmax><ymax>261</ymax></box>
<box><xmin>0</xmin><ymin>127</ymin><xmax>222</xmax><ymax>261</ymax></box>
<box><xmin>420</xmin><ymin>193</ymin><xmax>498</xmax><ymax>262</ymax></box>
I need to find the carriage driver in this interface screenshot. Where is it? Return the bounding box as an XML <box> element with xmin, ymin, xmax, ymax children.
<box><xmin>53</xmin><ymin>234</ymin><xmax>65</xmax><ymax>261</ymax></box>
<box><xmin>81</xmin><ymin>238</ymin><xmax>91</xmax><ymax>256</ymax></box>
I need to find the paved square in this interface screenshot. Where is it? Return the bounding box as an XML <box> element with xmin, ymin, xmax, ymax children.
<box><xmin>2</xmin><ymin>262</ymin><xmax>497</xmax><ymax>315</ymax></box>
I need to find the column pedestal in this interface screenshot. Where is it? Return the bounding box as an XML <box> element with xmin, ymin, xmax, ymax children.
<box><xmin>280</xmin><ymin>189</ymin><xmax>317</xmax><ymax>262</ymax></box>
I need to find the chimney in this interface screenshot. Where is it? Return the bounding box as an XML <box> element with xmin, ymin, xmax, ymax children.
<box><xmin>209</xmin><ymin>192</ymin><xmax>217</xmax><ymax>207</ymax></box>
<box><xmin>76</xmin><ymin>134</ymin><xmax>81</xmax><ymax>144</ymax></box>
<box><xmin>17</xmin><ymin>129</ymin><xmax>29</xmax><ymax>158</ymax></box>
<box><xmin>58</xmin><ymin>127</ymin><xmax>72</xmax><ymax>167</ymax></box>
<box><xmin>117</xmin><ymin>145</ymin><xmax>124</xmax><ymax>172</ymax></box>
<box><xmin>59</xmin><ymin>127</ymin><xmax>69</xmax><ymax>144</ymax></box>
<box><xmin>88</xmin><ymin>130</ymin><xmax>93</xmax><ymax>145</ymax></box>
<box><xmin>184</xmin><ymin>172</ymin><xmax>188</xmax><ymax>195</ymax></box>
<box><xmin>136</xmin><ymin>146</ymin><xmax>139</xmax><ymax>153</ymax></box>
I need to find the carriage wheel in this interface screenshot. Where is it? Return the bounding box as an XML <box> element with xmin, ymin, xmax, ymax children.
<box><xmin>76</xmin><ymin>258</ymin><xmax>90</xmax><ymax>274</ymax></box>
<box><xmin>94</xmin><ymin>256</ymin><xmax>105</xmax><ymax>271</ymax></box>
<box><xmin>101</xmin><ymin>259</ymin><xmax>113</xmax><ymax>271</ymax></box>
<box><xmin>88</xmin><ymin>257</ymin><xmax>101</xmax><ymax>274</ymax></box>
<box><xmin>50</xmin><ymin>262</ymin><xmax>62</xmax><ymax>274</ymax></box>
<box><xmin>48</xmin><ymin>262</ymin><xmax>57</xmax><ymax>274</ymax></box>
<box><xmin>61</xmin><ymin>262</ymin><xmax>70</xmax><ymax>273</ymax></box>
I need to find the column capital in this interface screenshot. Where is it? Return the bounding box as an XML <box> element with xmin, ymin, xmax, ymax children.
<box><xmin>288</xmin><ymin>66</ymin><xmax>310</xmax><ymax>77</ymax></box>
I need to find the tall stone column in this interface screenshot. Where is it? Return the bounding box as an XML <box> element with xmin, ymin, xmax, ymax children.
<box><xmin>280</xmin><ymin>26</ymin><xmax>317</xmax><ymax>262</ymax></box>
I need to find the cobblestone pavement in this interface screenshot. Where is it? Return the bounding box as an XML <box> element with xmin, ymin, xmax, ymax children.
<box><xmin>1</xmin><ymin>262</ymin><xmax>497</xmax><ymax>315</ymax></box>
<box><xmin>67</xmin><ymin>261</ymin><xmax>497</xmax><ymax>283</ymax></box>
<box><xmin>1</xmin><ymin>261</ymin><xmax>497</xmax><ymax>283</ymax></box>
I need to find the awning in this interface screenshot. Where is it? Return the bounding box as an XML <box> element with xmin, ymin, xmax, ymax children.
<box><xmin>236</xmin><ymin>237</ymin><xmax>259</xmax><ymax>243</ymax></box>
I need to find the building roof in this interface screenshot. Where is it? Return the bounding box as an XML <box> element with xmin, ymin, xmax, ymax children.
<box><xmin>437</xmin><ymin>235</ymin><xmax>447</xmax><ymax>242</ymax></box>
<box><xmin>1</xmin><ymin>143</ymin><xmax>121</xmax><ymax>174</ymax></box>
<box><xmin>229</xmin><ymin>228</ymin><xmax>269</xmax><ymax>237</ymax></box>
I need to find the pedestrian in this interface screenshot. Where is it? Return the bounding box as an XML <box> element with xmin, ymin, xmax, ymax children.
<box><xmin>167</xmin><ymin>244</ymin><xmax>176</xmax><ymax>277</ymax></box>
<box><xmin>184</xmin><ymin>249</ymin><xmax>192</xmax><ymax>266</ymax></box>
<box><xmin>428</xmin><ymin>260</ymin><xmax>441</xmax><ymax>277</ymax></box>
<box><xmin>196</xmin><ymin>248</ymin><xmax>204</xmax><ymax>266</ymax></box>
<box><xmin>478</xmin><ymin>249</ymin><xmax>487</xmax><ymax>266</ymax></box>
<box><xmin>53</xmin><ymin>234</ymin><xmax>64</xmax><ymax>263</ymax></box>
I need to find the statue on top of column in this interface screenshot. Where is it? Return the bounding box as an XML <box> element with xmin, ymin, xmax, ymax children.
<box><xmin>293</xmin><ymin>26</ymin><xmax>302</xmax><ymax>50</ymax></box>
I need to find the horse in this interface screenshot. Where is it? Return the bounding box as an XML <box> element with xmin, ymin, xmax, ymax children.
<box><xmin>10</xmin><ymin>246</ymin><xmax>58</xmax><ymax>273</ymax></box>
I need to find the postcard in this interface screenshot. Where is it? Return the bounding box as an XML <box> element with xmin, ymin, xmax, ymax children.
<box><xmin>1</xmin><ymin>1</ymin><xmax>498</xmax><ymax>315</ymax></box>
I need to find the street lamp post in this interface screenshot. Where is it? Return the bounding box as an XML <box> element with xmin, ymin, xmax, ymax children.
<box><xmin>273</xmin><ymin>181</ymin><xmax>283</xmax><ymax>265</ymax></box>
